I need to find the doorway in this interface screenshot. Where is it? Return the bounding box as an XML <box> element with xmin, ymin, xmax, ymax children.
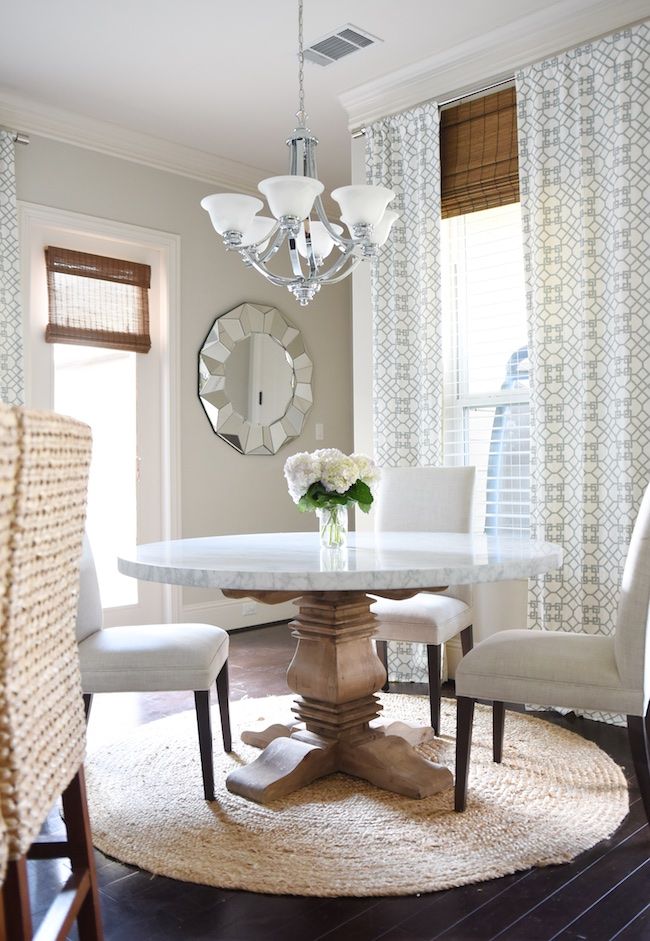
<box><xmin>20</xmin><ymin>203</ymin><xmax>180</xmax><ymax>625</ymax></box>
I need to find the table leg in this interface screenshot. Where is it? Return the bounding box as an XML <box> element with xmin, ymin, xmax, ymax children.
<box><xmin>226</xmin><ymin>591</ymin><xmax>453</xmax><ymax>804</ymax></box>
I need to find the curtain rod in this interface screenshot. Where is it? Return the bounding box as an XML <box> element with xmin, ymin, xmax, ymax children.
<box><xmin>0</xmin><ymin>125</ymin><xmax>30</xmax><ymax>144</ymax></box>
<box><xmin>350</xmin><ymin>75</ymin><xmax>515</xmax><ymax>138</ymax></box>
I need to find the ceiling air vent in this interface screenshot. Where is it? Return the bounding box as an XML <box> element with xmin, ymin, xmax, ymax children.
<box><xmin>304</xmin><ymin>24</ymin><xmax>382</xmax><ymax>66</ymax></box>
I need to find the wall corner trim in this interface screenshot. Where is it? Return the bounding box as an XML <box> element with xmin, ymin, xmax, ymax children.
<box><xmin>0</xmin><ymin>88</ymin><xmax>272</xmax><ymax>194</ymax></box>
<box><xmin>339</xmin><ymin>0</ymin><xmax>650</xmax><ymax>128</ymax></box>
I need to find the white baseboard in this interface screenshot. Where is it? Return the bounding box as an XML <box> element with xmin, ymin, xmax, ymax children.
<box><xmin>180</xmin><ymin>596</ymin><xmax>297</xmax><ymax>632</ymax></box>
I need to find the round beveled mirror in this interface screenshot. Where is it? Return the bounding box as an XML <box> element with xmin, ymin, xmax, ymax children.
<box><xmin>198</xmin><ymin>302</ymin><xmax>313</xmax><ymax>455</ymax></box>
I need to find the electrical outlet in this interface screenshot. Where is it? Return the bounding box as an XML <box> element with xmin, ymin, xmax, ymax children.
<box><xmin>242</xmin><ymin>601</ymin><xmax>257</xmax><ymax>616</ymax></box>
<box><xmin>315</xmin><ymin>422</ymin><xmax>324</xmax><ymax>440</ymax></box>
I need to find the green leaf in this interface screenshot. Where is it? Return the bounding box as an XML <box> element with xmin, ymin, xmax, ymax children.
<box><xmin>294</xmin><ymin>476</ymin><xmax>375</xmax><ymax>514</ymax></box>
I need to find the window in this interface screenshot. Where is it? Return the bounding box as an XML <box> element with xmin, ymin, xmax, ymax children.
<box><xmin>45</xmin><ymin>246</ymin><xmax>151</xmax><ymax>351</ymax></box>
<box><xmin>46</xmin><ymin>246</ymin><xmax>151</xmax><ymax>609</ymax></box>
<box><xmin>438</xmin><ymin>85</ymin><xmax>530</xmax><ymax>537</ymax></box>
<box><xmin>441</xmin><ymin>202</ymin><xmax>530</xmax><ymax>536</ymax></box>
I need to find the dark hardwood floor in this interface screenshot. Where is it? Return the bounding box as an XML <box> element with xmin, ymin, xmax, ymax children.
<box><xmin>27</xmin><ymin>623</ymin><xmax>650</xmax><ymax>941</ymax></box>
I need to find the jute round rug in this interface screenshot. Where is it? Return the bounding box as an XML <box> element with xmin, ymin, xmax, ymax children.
<box><xmin>85</xmin><ymin>694</ymin><xmax>628</xmax><ymax>897</ymax></box>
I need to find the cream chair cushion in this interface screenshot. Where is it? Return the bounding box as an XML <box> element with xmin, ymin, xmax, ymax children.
<box><xmin>455</xmin><ymin>628</ymin><xmax>646</xmax><ymax>716</ymax></box>
<box><xmin>372</xmin><ymin>594</ymin><xmax>473</xmax><ymax>645</ymax></box>
<box><xmin>78</xmin><ymin>623</ymin><xmax>229</xmax><ymax>694</ymax></box>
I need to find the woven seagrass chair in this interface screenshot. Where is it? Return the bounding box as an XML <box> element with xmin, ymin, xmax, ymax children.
<box><xmin>371</xmin><ymin>466</ymin><xmax>476</xmax><ymax>734</ymax></box>
<box><xmin>76</xmin><ymin>538</ymin><xmax>231</xmax><ymax>801</ymax></box>
<box><xmin>0</xmin><ymin>404</ymin><xmax>103</xmax><ymax>940</ymax></box>
<box><xmin>454</xmin><ymin>485</ymin><xmax>650</xmax><ymax>823</ymax></box>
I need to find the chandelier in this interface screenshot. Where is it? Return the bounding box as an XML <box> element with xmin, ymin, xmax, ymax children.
<box><xmin>201</xmin><ymin>0</ymin><xmax>398</xmax><ymax>306</ymax></box>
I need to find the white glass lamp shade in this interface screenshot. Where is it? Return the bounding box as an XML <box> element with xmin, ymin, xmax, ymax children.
<box><xmin>201</xmin><ymin>193</ymin><xmax>263</xmax><ymax>235</ymax></box>
<box><xmin>240</xmin><ymin>216</ymin><xmax>276</xmax><ymax>250</ymax></box>
<box><xmin>331</xmin><ymin>184</ymin><xmax>395</xmax><ymax>227</ymax></box>
<box><xmin>367</xmin><ymin>210</ymin><xmax>399</xmax><ymax>246</ymax></box>
<box><xmin>297</xmin><ymin>222</ymin><xmax>343</xmax><ymax>261</ymax></box>
<box><xmin>258</xmin><ymin>175</ymin><xmax>324</xmax><ymax>221</ymax></box>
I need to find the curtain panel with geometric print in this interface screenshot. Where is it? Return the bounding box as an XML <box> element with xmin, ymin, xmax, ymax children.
<box><xmin>365</xmin><ymin>102</ymin><xmax>443</xmax><ymax>470</ymax></box>
<box><xmin>0</xmin><ymin>131</ymin><xmax>23</xmax><ymax>405</ymax></box>
<box><xmin>365</xmin><ymin>102</ymin><xmax>443</xmax><ymax>683</ymax></box>
<box><xmin>517</xmin><ymin>23</ymin><xmax>650</xmax><ymax>723</ymax></box>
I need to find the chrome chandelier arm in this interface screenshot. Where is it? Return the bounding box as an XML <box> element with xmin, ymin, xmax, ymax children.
<box><xmin>242</xmin><ymin>243</ymin><xmax>361</xmax><ymax>290</ymax></box>
<box><xmin>317</xmin><ymin>255</ymin><xmax>363</xmax><ymax>284</ymax></box>
<box><xmin>302</xmin><ymin>218</ymin><xmax>319</xmax><ymax>278</ymax></box>
<box><xmin>255</xmin><ymin>226</ymin><xmax>286</xmax><ymax>264</ymax></box>
<box><xmin>312</xmin><ymin>194</ymin><xmax>355</xmax><ymax>248</ymax></box>
<box><xmin>240</xmin><ymin>251</ymin><xmax>300</xmax><ymax>287</ymax></box>
<box><xmin>308</xmin><ymin>242</ymin><xmax>358</xmax><ymax>282</ymax></box>
<box><xmin>287</xmin><ymin>233</ymin><xmax>305</xmax><ymax>278</ymax></box>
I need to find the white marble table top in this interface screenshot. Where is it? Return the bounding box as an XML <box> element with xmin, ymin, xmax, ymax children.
<box><xmin>118</xmin><ymin>531</ymin><xmax>562</xmax><ymax>593</ymax></box>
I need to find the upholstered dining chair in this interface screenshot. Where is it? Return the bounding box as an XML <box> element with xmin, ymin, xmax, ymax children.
<box><xmin>371</xmin><ymin>466</ymin><xmax>476</xmax><ymax>734</ymax></box>
<box><xmin>76</xmin><ymin>539</ymin><xmax>232</xmax><ymax>801</ymax></box>
<box><xmin>0</xmin><ymin>404</ymin><xmax>103</xmax><ymax>940</ymax></box>
<box><xmin>454</xmin><ymin>485</ymin><xmax>650</xmax><ymax>824</ymax></box>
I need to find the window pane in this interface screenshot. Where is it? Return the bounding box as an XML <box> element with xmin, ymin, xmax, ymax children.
<box><xmin>442</xmin><ymin>202</ymin><xmax>530</xmax><ymax>536</ymax></box>
<box><xmin>53</xmin><ymin>343</ymin><xmax>137</xmax><ymax>607</ymax></box>
<box><xmin>466</xmin><ymin>404</ymin><xmax>530</xmax><ymax>535</ymax></box>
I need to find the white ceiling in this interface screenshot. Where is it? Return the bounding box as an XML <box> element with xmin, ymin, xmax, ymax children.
<box><xmin>1</xmin><ymin>0</ymin><xmax>645</xmax><ymax>188</ymax></box>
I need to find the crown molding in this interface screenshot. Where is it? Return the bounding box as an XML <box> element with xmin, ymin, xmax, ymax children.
<box><xmin>340</xmin><ymin>0</ymin><xmax>650</xmax><ymax>128</ymax></box>
<box><xmin>0</xmin><ymin>89</ymin><xmax>272</xmax><ymax>195</ymax></box>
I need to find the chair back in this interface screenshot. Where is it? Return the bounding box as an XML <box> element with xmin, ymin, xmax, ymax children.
<box><xmin>76</xmin><ymin>535</ymin><xmax>103</xmax><ymax>643</ymax></box>
<box><xmin>0</xmin><ymin>405</ymin><xmax>91</xmax><ymax>858</ymax></box>
<box><xmin>614</xmin><ymin>485</ymin><xmax>650</xmax><ymax>699</ymax></box>
<box><xmin>376</xmin><ymin>466</ymin><xmax>476</xmax><ymax>604</ymax></box>
<box><xmin>376</xmin><ymin>466</ymin><xmax>476</xmax><ymax>533</ymax></box>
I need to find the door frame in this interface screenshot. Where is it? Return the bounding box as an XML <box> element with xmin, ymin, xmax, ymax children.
<box><xmin>19</xmin><ymin>201</ymin><xmax>182</xmax><ymax>623</ymax></box>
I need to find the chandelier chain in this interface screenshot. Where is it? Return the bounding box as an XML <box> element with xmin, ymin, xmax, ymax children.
<box><xmin>297</xmin><ymin>0</ymin><xmax>307</xmax><ymax>125</ymax></box>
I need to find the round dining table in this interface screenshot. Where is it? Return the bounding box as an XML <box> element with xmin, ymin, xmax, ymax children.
<box><xmin>118</xmin><ymin>531</ymin><xmax>562</xmax><ymax>805</ymax></box>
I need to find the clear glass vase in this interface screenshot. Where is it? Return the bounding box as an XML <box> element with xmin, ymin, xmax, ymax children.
<box><xmin>317</xmin><ymin>504</ymin><xmax>348</xmax><ymax>549</ymax></box>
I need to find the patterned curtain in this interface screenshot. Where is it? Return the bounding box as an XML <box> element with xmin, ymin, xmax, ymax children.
<box><xmin>365</xmin><ymin>102</ymin><xmax>443</xmax><ymax>682</ymax></box>
<box><xmin>365</xmin><ymin>102</ymin><xmax>442</xmax><ymax>469</ymax></box>
<box><xmin>517</xmin><ymin>24</ymin><xmax>650</xmax><ymax>720</ymax></box>
<box><xmin>0</xmin><ymin>130</ymin><xmax>23</xmax><ymax>405</ymax></box>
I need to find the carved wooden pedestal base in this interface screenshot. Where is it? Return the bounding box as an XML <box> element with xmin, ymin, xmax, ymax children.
<box><xmin>223</xmin><ymin>590</ymin><xmax>453</xmax><ymax>804</ymax></box>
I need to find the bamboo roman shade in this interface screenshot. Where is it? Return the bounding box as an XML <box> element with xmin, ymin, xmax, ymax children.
<box><xmin>440</xmin><ymin>87</ymin><xmax>519</xmax><ymax>219</ymax></box>
<box><xmin>45</xmin><ymin>247</ymin><xmax>151</xmax><ymax>353</ymax></box>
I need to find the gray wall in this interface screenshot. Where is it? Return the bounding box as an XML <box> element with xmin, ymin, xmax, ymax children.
<box><xmin>16</xmin><ymin>136</ymin><xmax>353</xmax><ymax>607</ymax></box>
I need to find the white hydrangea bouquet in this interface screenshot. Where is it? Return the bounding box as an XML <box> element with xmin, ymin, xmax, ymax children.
<box><xmin>284</xmin><ymin>448</ymin><xmax>380</xmax><ymax>548</ymax></box>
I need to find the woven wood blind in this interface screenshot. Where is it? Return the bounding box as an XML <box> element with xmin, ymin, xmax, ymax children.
<box><xmin>45</xmin><ymin>247</ymin><xmax>151</xmax><ymax>353</ymax></box>
<box><xmin>440</xmin><ymin>87</ymin><xmax>519</xmax><ymax>219</ymax></box>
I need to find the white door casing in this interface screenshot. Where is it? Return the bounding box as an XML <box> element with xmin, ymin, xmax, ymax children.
<box><xmin>19</xmin><ymin>201</ymin><xmax>181</xmax><ymax>625</ymax></box>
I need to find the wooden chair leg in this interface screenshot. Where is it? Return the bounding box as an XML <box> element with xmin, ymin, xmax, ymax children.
<box><xmin>426</xmin><ymin>644</ymin><xmax>441</xmax><ymax>735</ymax></box>
<box><xmin>216</xmin><ymin>661</ymin><xmax>232</xmax><ymax>753</ymax></box>
<box><xmin>0</xmin><ymin>883</ymin><xmax>7</xmax><ymax>941</ymax></box>
<box><xmin>61</xmin><ymin>766</ymin><xmax>104</xmax><ymax>941</ymax></box>
<box><xmin>194</xmin><ymin>689</ymin><xmax>215</xmax><ymax>801</ymax></box>
<box><xmin>455</xmin><ymin>696</ymin><xmax>475</xmax><ymax>812</ymax></box>
<box><xmin>460</xmin><ymin>625</ymin><xmax>473</xmax><ymax>655</ymax></box>
<box><xmin>376</xmin><ymin>640</ymin><xmax>390</xmax><ymax>692</ymax></box>
<box><xmin>2</xmin><ymin>768</ymin><xmax>103</xmax><ymax>941</ymax></box>
<box><xmin>2</xmin><ymin>856</ymin><xmax>33</xmax><ymax>939</ymax></box>
<box><xmin>493</xmin><ymin>701</ymin><xmax>505</xmax><ymax>763</ymax></box>
<box><xmin>627</xmin><ymin>711</ymin><xmax>650</xmax><ymax>826</ymax></box>
<box><xmin>83</xmin><ymin>693</ymin><xmax>93</xmax><ymax>721</ymax></box>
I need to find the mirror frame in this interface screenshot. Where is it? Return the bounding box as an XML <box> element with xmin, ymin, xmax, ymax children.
<box><xmin>198</xmin><ymin>302</ymin><xmax>313</xmax><ymax>455</ymax></box>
